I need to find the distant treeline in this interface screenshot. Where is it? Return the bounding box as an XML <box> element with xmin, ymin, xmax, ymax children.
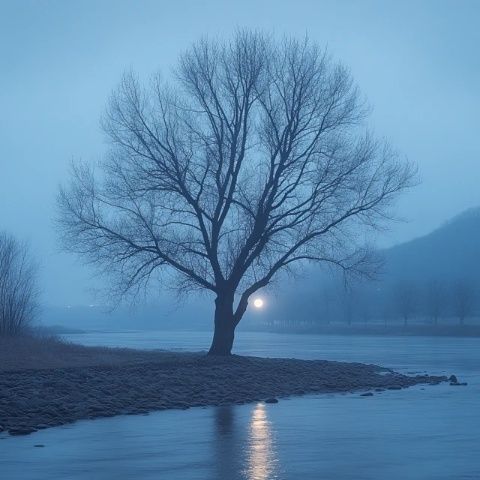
<box><xmin>256</xmin><ymin>276</ymin><xmax>479</xmax><ymax>331</ymax></box>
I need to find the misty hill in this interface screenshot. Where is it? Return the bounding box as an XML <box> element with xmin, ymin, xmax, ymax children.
<box><xmin>258</xmin><ymin>207</ymin><xmax>480</xmax><ymax>327</ymax></box>
<box><xmin>383</xmin><ymin>207</ymin><xmax>480</xmax><ymax>286</ymax></box>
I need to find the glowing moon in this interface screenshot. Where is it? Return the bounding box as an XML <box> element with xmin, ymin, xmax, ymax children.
<box><xmin>253</xmin><ymin>298</ymin><xmax>264</xmax><ymax>309</ymax></box>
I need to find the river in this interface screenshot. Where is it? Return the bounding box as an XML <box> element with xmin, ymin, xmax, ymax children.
<box><xmin>1</xmin><ymin>331</ymin><xmax>479</xmax><ymax>479</ymax></box>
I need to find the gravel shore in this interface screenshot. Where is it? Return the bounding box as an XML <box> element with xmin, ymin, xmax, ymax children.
<box><xmin>0</xmin><ymin>337</ymin><xmax>448</xmax><ymax>436</ymax></box>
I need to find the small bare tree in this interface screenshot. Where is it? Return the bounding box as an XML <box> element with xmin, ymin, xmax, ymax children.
<box><xmin>426</xmin><ymin>279</ymin><xmax>445</xmax><ymax>325</ymax></box>
<box><xmin>58</xmin><ymin>32</ymin><xmax>415</xmax><ymax>354</ymax></box>
<box><xmin>393</xmin><ymin>281</ymin><xmax>417</xmax><ymax>326</ymax></box>
<box><xmin>452</xmin><ymin>279</ymin><xmax>475</xmax><ymax>325</ymax></box>
<box><xmin>0</xmin><ymin>232</ymin><xmax>38</xmax><ymax>336</ymax></box>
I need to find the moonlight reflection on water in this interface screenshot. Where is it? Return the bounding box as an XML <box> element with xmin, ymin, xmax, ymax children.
<box><xmin>247</xmin><ymin>403</ymin><xmax>279</xmax><ymax>480</ymax></box>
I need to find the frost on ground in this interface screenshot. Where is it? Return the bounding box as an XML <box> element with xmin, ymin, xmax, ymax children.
<box><xmin>0</xmin><ymin>336</ymin><xmax>447</xmax><ymax>436</ymax></box>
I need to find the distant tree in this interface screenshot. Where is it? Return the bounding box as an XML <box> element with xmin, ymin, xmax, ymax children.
<box><xmin>0</xmin><ymin>232</ymin><xmax>38</xmax><ymax>336</ymax></box>
<box><xmin>357</xmin><ymin>285</ymin><xmax>373</xmax><ymax>326</ymax></box>
<box><xmin>320</xmin><ymin>285</ymin><xmax>333</xmax><ymax>325</ymax></box>
<box><xmin>381</xmin><ymin>303</ymin><xmax>391</xmax><ymax>327</ymax></box>
<box><xmin>340</xmin><ymin>285</ymin><xmax>356</xmax><ymax>325</ymax></box>
<box><xmin>452</xmin><ymin>279</ymin><xmax>475</xmax><ymax>325</ymax></box>
<box><xmin>425</xmin><ymin>279</ymin><xmax>445</xmax><ymax>325</ymax></box>
<box><xmin>394</xmin><ymin>282</ymin><xmax>417</xmax><ymax>326</ymax></box>
<box><xmin>370</xmin><ymin>285</ymin><xmax>390</xmax><ymax>327</ymax></box>
<box><xmin>57</xmin><ymin>32</ymin><xmax>415</xmax><ymax>355</ymax></box>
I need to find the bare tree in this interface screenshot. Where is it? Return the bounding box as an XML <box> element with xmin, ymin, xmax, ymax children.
<box><xmin>356</xmin><ymin>284</ymin><xmax>373</xmax><ymax>326</ymax></box>
<box><xmin>57</xmin><ymin>32</ymin><xmax>415</xmax><ymax>355</ymax></box>
<box><xmin>320</xmin><ymin>285</ymin><xmax>334</xmax><ymax>325</ymax></box>
<box><xmin>393</xmin><ymin>281</ymin><xmax>417</xmax><ymax>326</ymax></box>
<box><xmin>339</xmin><ymin>283</ymin><xmax>356</xmax><ymax>326</ymax></box>
<box><xmin>425</xmin><ymin>279</ymin><xmax>445</xmax><ymax>325</ymax></box>
<box><xmin>0</xmin><ymin>232</ymin><xmax>38</xmax><ymax>336</ymax></box>
<box><xmin>452</xmin><ymin>279</ymin><xmax>475</xmax><ymax>325</ymax></box>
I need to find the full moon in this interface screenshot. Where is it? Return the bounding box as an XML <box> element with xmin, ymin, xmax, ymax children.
<box><xmin>253</xmin><ymin>298</ymin><xmax>264</xmax><ymax>309</ymax></box>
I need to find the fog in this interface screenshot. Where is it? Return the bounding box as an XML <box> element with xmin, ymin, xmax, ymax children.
<box><xmin>2</xmin><ymin>5</ymin><xmax>480</xmax><ymax>478</ymax></box>
<box><xmin>1</xmin><ymin>0</ymin><xmax>479</xmax><ymax>309</ymax></box>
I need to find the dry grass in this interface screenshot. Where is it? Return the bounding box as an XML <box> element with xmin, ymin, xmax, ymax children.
<box><xmin>0</xmin><ymin>334</ymin><xmax>193</xmax><ymax>372</ymax></box>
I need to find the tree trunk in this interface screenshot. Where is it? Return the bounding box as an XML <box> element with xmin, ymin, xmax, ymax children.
<box><xmin>208</xmin><ymin>293</ymin><xmax>236</xmax><ymax>356</ymax></box>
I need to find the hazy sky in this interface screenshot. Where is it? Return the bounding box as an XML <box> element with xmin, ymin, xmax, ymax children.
<box><xmin>1</xmin><ymin>0</ymin><xmax>479</xmax><ymax>306</ymax></box>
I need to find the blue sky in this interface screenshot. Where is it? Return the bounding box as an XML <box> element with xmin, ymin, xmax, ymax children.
<box><xmin>1</xmin><ymin>0</ymin><xmax>479</xmax><ymax>305</ymax></box>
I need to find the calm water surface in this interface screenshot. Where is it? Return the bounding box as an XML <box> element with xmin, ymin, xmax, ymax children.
<box><xmin>1</xmin><ymin>332</ymin><xmax>479</xmax><ymax>479</ymax></box>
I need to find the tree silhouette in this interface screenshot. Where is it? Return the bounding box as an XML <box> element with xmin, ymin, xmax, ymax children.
<box><xmin>0</xmin><ymin>232</ymin><xmax>38</xmax><ymax>336</ymax></box>
<box><xmin>58</xmin><ymin>32</ymin><xmax>415</xmax><ymax>354</ymax></box>
<box><xmin>452</xmin><ymin>279</ymin><xmax>475</xmax><ymax>325</ymax></box>
<box><xmin>426</xmin><ymin>279</ymin><xmax>445</xmax><ymax>325</ymax></box>
<box><xmin>394</xmin><ymin>282</ymin><xmax>417</xmax><ymax>326</ymax></box>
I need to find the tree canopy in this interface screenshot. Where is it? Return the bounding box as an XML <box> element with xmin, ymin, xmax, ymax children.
<box><xmin>58</xmin><ymin>31</ymin><xmax>415</xmax><ymax>354</ymax></box>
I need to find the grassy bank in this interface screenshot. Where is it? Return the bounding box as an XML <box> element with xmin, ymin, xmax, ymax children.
<box><xmin>0</xmin><ymin>335</ymin><xmax>181</xmax><ymax>371</ymax></box>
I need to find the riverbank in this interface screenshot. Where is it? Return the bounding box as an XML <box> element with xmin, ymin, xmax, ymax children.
<box><xmin>0</xmin><ymin>336</ymin><xmax>448</xmax><ymax>436</ymax></box>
